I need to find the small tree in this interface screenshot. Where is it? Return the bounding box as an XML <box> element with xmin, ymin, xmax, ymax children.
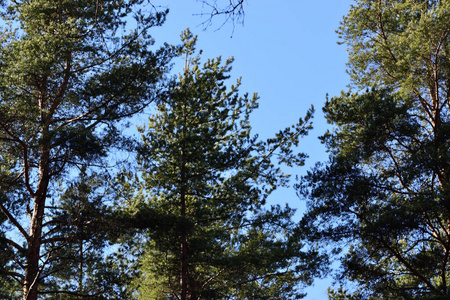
<box><xmin>126</xmin><ymin>29</ymin><xmax>325</xmax><ymax>300</ymax></box>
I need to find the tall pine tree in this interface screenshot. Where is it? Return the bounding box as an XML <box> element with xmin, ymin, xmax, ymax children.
<box><xmin>125</xmin><ymin>29</ymin><xmax>326</xmax><ymax>300</ymax></box>
<box><xmin>0</xmin><ymin>1</ymin><xmax>171</xmax><ymax>298</ymax></box>
<box><xmin>299</xmin><ymin>0</ymin><xmax>450</xmax><ymax>298</ymax></box>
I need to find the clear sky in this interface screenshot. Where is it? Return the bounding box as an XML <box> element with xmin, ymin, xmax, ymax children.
<box><xmin>148</xmin><ymin>1</ymin><xmax>354</xmax><ymax>298</ymax></box>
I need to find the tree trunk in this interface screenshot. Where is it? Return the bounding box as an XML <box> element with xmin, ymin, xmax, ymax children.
<box><xmin>23</xmin><ymin>124</ymin><xmax>51</xmax><ymax>300</ymax></box>
<box><xmin>180</xmin><ymin>165</ymin><xmax>188</xmax><ymax>300</ymax></box>
<box><xmin>23</xmin><ymin>195</ymin><xmax>47</xmax><ymax>300</ymax></box>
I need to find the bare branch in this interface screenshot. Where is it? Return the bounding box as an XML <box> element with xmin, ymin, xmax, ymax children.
<box><xmin>6</xmin><ymin>271</ymin><xmax>25</xmax><ymax>282</ymax></box>
<box><xmin>0</xmin><ymin>121</ymin><xmax>35</xmax><ymax>197</ymax></box>
<box><xmin>197</xmin><ymin>0</ymin><xmax>246</xmax><ymax>30</ymax></box>
<box><xmin>0</xmin><ymin>202</ymin><xmax>29</xmax><ymax>239</ymax></box>
<box><xmin>2</xmin><ymin>236</ymin><xmax>25</xmax><ymax>253</ymax></box>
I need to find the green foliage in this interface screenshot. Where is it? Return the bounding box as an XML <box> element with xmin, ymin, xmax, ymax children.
<box><xmin>300</xmin><ymin>0</ymin><xmax>450</xmax><ymax>299</ymax></box>
<box><xmin>121</xmin><ymin>29</ymin><xmax>325</xmax><ymax>299</ymax></box>
<box><xmin>328</xmin><ymin>287</ymin><xmax>365</xmax><ymax>300</ymax></box>
<box><xmin>38</xmin><ymin>169</ymin><xmax>138</xmax><ymax>300</ymax></box>
<box><xmin>0</xmin><ymin>0</ymin><xmax>172</xmax><ymax>298</ymax></box>
<box><xmin>339</xmin><ymin>0</ymin><xmax>450</xmax><ymax>96</ymax></box>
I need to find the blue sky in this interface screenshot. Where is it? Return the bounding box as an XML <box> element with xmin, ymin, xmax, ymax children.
<box><xmin>148</xmin><ymin>1</ymin><xmax>353</xmax><ymax>298</ymax></box>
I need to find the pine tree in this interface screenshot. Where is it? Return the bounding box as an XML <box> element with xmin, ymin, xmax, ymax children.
<box><xmin>300</xmin><ymin>0</ymin><xmax>450</xmax><ymax>298</ymax></box>
<box><xmin>0</xmin><ymin>1</ymin><xmax>171</xmax><ymax>298</ymax></box>
<box><xmin>126</xmin><ymin>29</ymin><xmax>326</xmax><ymax>300</ymax></box>
<box><xmin>40</xmin><ymin>169</ymin><xmax>138</xmax><ymax>299</ymax></box>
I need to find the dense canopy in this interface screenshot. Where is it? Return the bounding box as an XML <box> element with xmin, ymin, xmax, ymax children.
<box><xmin>3</xmin><ymin>0</ymin><xmax>450</xmax><ymax>299</ymax></box>
<box><xmin>299</xmin><ymin>0</ymin><xmax>450</xmax><ymax>298</ymax></box>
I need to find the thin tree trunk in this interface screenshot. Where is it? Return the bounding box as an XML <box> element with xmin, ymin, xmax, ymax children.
<box><xmin>23</xmin><ymin>191</ymin><xmax>48</xmax><ymax>300</ymax></box>
<box><xmin>79</xmin><ymin>228</ymin><xmax>84</xmax><ymax>295</ymax></box>
<box><xmin>23</xmin><ymin>198</ymin><xmax>45</xmax><ymax>300</ymax></box>
<box><xmin>181</xmin><ymin>205</ymin><xmax>188</xmax><ymax>300</ymax></box>
<box><xmin>23</xmin><ymin>119</ymin><xmax>51</xmax><ymax>300</ymax></box>
<box><xmin>180</xmin><ymin>164</ymin><xmax>188</xmax><ymax>300</ymax></box>
<box><xmin>180</xmin><ymin>103</ymin><xmax>189</xmax><ymax>300</ymax></box>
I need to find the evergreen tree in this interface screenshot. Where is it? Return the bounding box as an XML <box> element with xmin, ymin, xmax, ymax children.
<box><xmin>125</xmin><ymin>29</ymin><xmax>326</xmax><ymax>299</ymax></box>
<box><xmin>0</xmin><ymin>1</ymin><xmax>171</xmax><ymax>299</ymax></box>
<box><xmin>40</xmin><ymin>169</ymin><xmax>137</xmax><ymax>299</ymax></box>
<box><xmin>299</xmin><ymin>0</ymin><xmax>450</xmax><ymax>298</ymax></box>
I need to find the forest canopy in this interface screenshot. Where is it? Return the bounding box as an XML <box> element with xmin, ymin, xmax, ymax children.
<box><xmin>299</xmin><ymin>0</ymin><xmax>450</xmax><ymax>299</ymax></box>
<box><xmin>0</xmin><ymin>1</ymin><xmax>325</xmax><ymax>299</ymax></box>
<box><xmin>2</xmin><ymin>0</ymin><xmax>449</xmax><ymax>299</ymax></box>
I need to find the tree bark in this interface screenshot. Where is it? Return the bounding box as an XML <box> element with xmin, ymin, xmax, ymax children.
<box><xmin>23</xmin><ymin>187</ymin><xmax>49</xmax><ymax>300</ymax></box>
<box><xmin>180</xmin><ymin>153</ymin><xmax>188</xmax><ymax>300</ymax></box>
<box><xmin>23</xmin><ymin>111</ymin><xmax>51</xmax><ymax>300</ymax></box>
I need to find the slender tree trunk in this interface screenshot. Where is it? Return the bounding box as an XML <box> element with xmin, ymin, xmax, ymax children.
<box><xmin>181</xmin><ymin>198</ymin><xmax>188</xmax><ymax>300</ymax></box>
<box><xmin>23</xmin><ymin>196</ymin><xmax>45</xmax><ymax>300</ymax></box>
<box><xmin>23</xmin><ymin>181</ymin><xmax>49</xmax><ymax>300</ymax></box>
<box><xmin>180</xmin><ymin>163</ymin><xmax>188</xmax><ymax>300</ymax></box>
<box><xmin>180</xmin><ymin>104</ymin><xmax>189</xmax><ymax>300</ymax></box>
<box><xmin>23</xmin><ymin>117</ymin><xmax>51</xmax><ymax>300</ymax></box>
<box><xmin>79</xmin><ymin>229</ymin><xmax>84</xmax><ymax>295</ymax></box>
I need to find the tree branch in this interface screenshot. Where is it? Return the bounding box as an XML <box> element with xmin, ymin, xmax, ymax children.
<box><xmin>0</xmin><ymin>202</ymin><xmax>29</xmax><ymax>239</ymax></box>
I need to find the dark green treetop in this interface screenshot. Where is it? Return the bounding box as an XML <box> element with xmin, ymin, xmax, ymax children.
<box><xmin>121</xmin><ymin>29</ymin><xmax>326</xmax><ymax>300</ymax></box>
<box><xmin>0</xmin><ymin>0</ymin><xmax>171</xmax><ymax>299</ymax></box>
<box><xmin>299</xmin><ymin>0</ymin><xmax>450</xmax><ymax>299</ymax></box>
